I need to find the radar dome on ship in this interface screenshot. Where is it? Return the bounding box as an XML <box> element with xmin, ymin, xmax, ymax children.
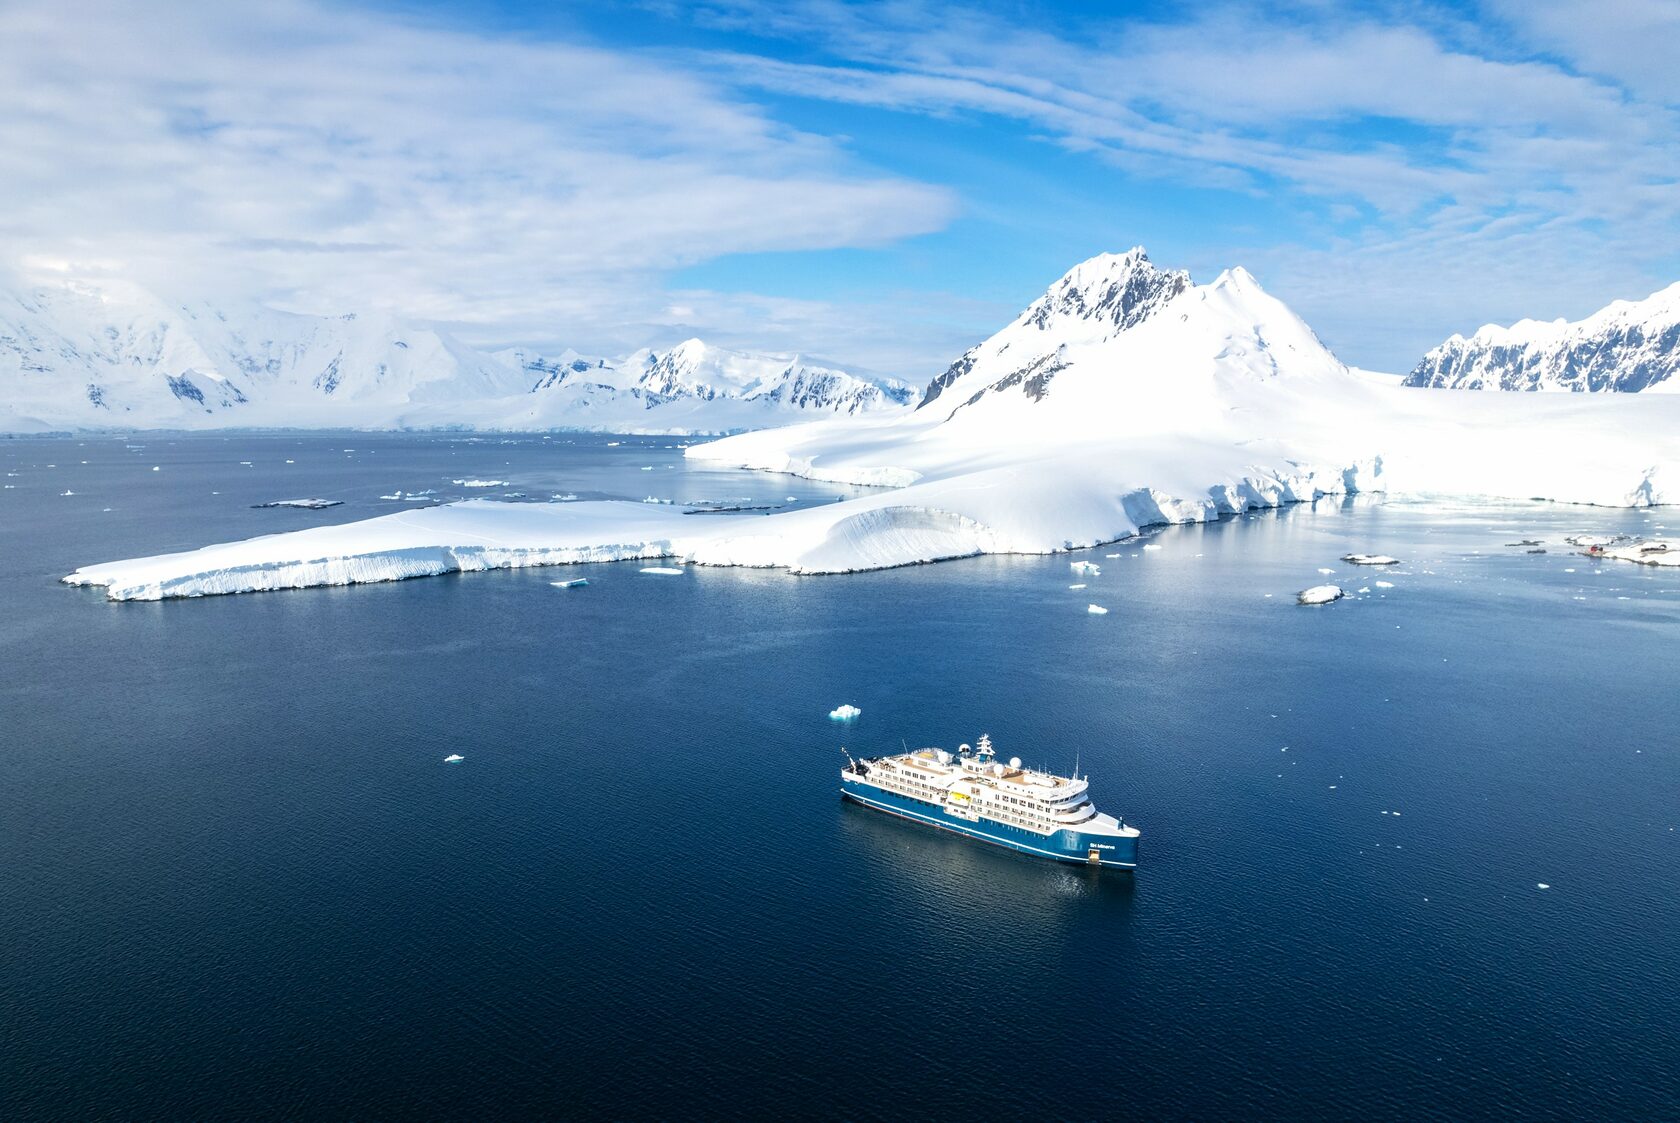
<box><xmin>958</xmin><ymin>744</ymin><xmax>971</xmax><ymax>754</ymax></box>
<box><xmin>935</xmin><ymin>749</ymin><xmax>952</xmax><ymax>765</ymax></box>
<box><xmin>1009</xmin><ymin>757</ymin><xmax>1022</xmax><ymax>769</ymax></box>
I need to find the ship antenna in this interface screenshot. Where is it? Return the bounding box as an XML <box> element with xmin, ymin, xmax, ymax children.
<box><xmin>902</xmin><ymin>738</ymin><xmax>910</xmax><ymax>754</ymax></box>
<box><xmin>1075</xmin><ymin>749</ymin><xmax>1080</xmax><ymax>781</ymax></box>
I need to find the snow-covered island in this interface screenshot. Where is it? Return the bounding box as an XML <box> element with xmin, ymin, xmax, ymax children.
<box><xmin>61</xmin><ymin>249</ymin><xmax>1680</xmax><ymax>601</ymax></box>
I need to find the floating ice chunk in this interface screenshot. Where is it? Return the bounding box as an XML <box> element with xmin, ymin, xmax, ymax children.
<box><xmin>551</xmin><ymin>578</ymin><xmax>589</xmax><ymax>588</ymax></box>
<box><xmin>606</xmin><ymin>441</ymin><xmax>620</xmax><ymax>447</ymax></box>
<box><xmin>1071</xmin><ymin>561</ymin><xmax>1101</xmax><ymax>575</ymax></box>
<box><xmin>829</xmin><ymin>704</ymin><xmax>862</xmax><ymax>721</ymax></box>
<box><xmin>641</xmin><ymin>466</ymin><xmax>654</xmax><ymax>471</ymax></box>
<box><xmin>285</xmin><ymin>459</ymin><xmax>294</xmax><ymax>464</ymax></box>
<box><xmin>553</xmin><ymin>493</ymin><xmax>579</xmax><ymax>501</ymax></box>
<box><xmin>61</xmin><ymin>490</ymin><xmax>75</xmax><ymax>496</ymax></box>
<box><xmin>444</xmin><ymin>754</ymin><xmax>464</xmax><ymax>763</ymax></box>
<box><xmin>1317</xmin><ymin>567</ymin><xmax>1335</xmax><ymax>575</ymax></box>
<box><xmin>1086</xmin><ymin>604</ymin><xmax>1108</xmax><ymax>615</ymax></box>
<box><xmin>151</xmin><ymin>466</ymin><xmax>160</xmax><ymax>471</ymax></box>
<box><xmin>1298</xmin><ymin>584</ymin><xmax>1344</xmax><ymax>605</ymax></box>
<box><xmin>786</xmin><ymin>496</ymin><xmax>798</xmax><ymax>502</ymax></box>
<box><xmin>1142</xmin><ymin>544</ymin><xmax>1162</xmax><ymax>551</ymax></box>
<box><xmin>1357</xmin><ymin>586</ymin><xmax>1370</xmax><ymax>594</ymax></box>
<box><xmin>1536</xmin><ymin>883</ymin><xmax>1550</xmax><ymax>890</ymax></box>
<box><xmin>1343</xmin><ymin>553</ymin><xmax>1400</xmax><ymax>565</ymax></box>
<box><xmin>380</xmin><ymin>492</ymin><xmax>403</xmax><ymax>501</ymax></box>
<box><xmin>239</xmin><ymin>461</ymin><xmax>253</xmax><ymax>466</ymax></box>
<box><xmin>1105</xmin><ymin>553</ymin><xmax>1121</xmax><ymax>558</ymax></box>
<box><xmin>1068</xmin><ymin>583</ymin><xmax>1087</xmax><ymax>590</ymax></box>
<box><xmin>252</xmin><ymin>499</ymin><xmax>343</xmax><ymax>509</ymax></box>
<box><xmin>452</xmin><ymin>479</ymin><xmax>509</xmax><ymax>488</ymax></box>
<box><xmin>1374</xmin><ymin>580</ymin><xmax>1394</xmax><ymax>588</ymax></box>
<box><xmin>640</xmin><ymin>566</ymin><xmax>685</xmax><ymax>575</ymax></box>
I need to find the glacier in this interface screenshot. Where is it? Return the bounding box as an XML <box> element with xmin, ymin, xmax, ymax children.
<box><xmin>0</xmin><ymin>279</ymin><xmax>912</xmax><ymax>435</ymax></box>
<box><xmin>61</xmin><ymin>248</ymin><xmax>1680</xmax><ymax>601</ymax></box>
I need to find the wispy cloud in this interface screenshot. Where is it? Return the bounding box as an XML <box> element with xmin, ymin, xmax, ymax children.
<box><xmin>685</xmin><ymin>0</ymin><xmax>1680</xmax><ymax>366</ymax></box>
<box><xmin>5</xmin><ymin>0</ymin><xmax>1678</xmax><ymax>376</ymax></box>
<box><xmin>0</xmin><ymin>0</ymin><xmax>953</xmax><ymax>355</ymax></box>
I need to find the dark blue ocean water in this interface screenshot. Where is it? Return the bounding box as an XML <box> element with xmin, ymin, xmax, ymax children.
<box><xmin>3</xmin><ymin>433</ymin><xmax>1678</xmax><ymax>1120</ymax></box>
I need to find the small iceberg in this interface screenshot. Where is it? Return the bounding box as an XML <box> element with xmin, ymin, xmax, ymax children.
<box><xmin>1068</xmin><ymin>582</ymin><xmax>1087</xmax><ymax>590</ymax></box>
<box><xmin>1342</xmin><ymin>554</ymin><xmax>1401</xmax><ymax>566</ymax></box>
<box><xmin>1071</xmin><ymin>561</ymin><xmax>1101</xmax><ymax>575</ymax></box>
<box><xmin>452</xmin><ymin>478</ymin><xmax>509</xmax><ymax>488</ymax></box>
<box><xmin>379</xmin><ymin>492</ymin><xmax>403</xmax><ymax>501</ymax></box>
<box><xmin>1086</xmin><ymin>604</ymin><xmax>1108</xmax><ymax>615</ymax></box>
<box><xmin>1142</xmin><ymin>543</ymin><xmax>1162</xmax><ymax>552</ymax></box>
<box><xmin>829</xmin><ymin>704</ymin><xmax>862</xmax><ymax>721</ymax></box>
<box><xmin>640</xmin><ymin>566</ymin><xmax>685</xmax><ymax>575</ymax></box>
<box><xmin>1298</xmin><ymin>584</ymin><xmax>1344</xmax><ymax>606</ymax></box>
<box><xmin>551</xmin><ymin>578</ymin><xmax>589</xmax><ymax>588</ymax></box>
<box><xmin>444</xmin><ymin>754</ymin><xmax>464</xmax><ymax>763</ymax></box>
<box><xmin>252</xmin><ymin>498</ymin><xmax>343</xmax><ymax>509</ymax></box>
<box><xmin>61</xmin><ymin>490</ymin><xmax>75</xmax><ymax>496</ymax></box>
<box><xmin>1317</xmin><ymin>567</ymin><xmax>1335</xmax><ymax>575</ymax></box>
<box><xmin>1536</xmin><ymin>883</ymin><xmax>1550</xmax><ymax>890</ymax></box>
<box><xmin>1374</xmin><ymin>580</ymin><xmax>1395</xmax><ymax>588</ymax></box>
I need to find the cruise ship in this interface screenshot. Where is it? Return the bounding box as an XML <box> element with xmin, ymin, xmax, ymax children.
<box><xmin>840</xmin><ymin>734</ymin><xmax>1139</xmax><ymax>869</ymax></box>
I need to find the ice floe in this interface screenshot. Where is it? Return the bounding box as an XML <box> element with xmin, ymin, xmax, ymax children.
<box><xmin>1374</xmin><ymin>580</ymin><xmax>1394</xmax><ymax>588</ymax></box>
<box><xmin>252</xmin><ymin>499</ymin><xmax>343</xmax><ymax>509</ymax></box>
<box><xmin>444</xmin><ymin>754</ymin><xmax>464</xmax><ymax>763</ymax></box>
<box><xmin>640</xmin><ymin>566</ymin><xmax>686</xmax><ymax>575</ymax></box>
<box><xmin>1071</xmin><ymin>561</ymin><xmax>1101</xmax><ymax>575</ymax></box>
<box><xmin>452</xmin><ymin>478</ymin><xmax>509</xmax><ymax>488</ymax></box>
<box><xmin>1087</xmin><ymin>604</ymin><xmax>1109</xmax><ymax>614</ymax></box>
<box><xmin>1298</xmin><ymin>584</ymin><xmax>1344</xmax><ymax>605</ymax></box>
<box><xmin>829</xmin><ymin>704</ymin><xmax>862</xmax><ymax>721</ymax></box>
<box><xmin>1342</xmin><ymin>553</ymin><xmax>1400</xmax><ymax>565</ymax></box>
<box><xmin>1593</xmin><ymin>539</ymin><xmax>1679</xmax><ymax>568</ymax></box>
<box><xmin>551</xmin><ymin>578</ymin><xmax>589</xmax><ymax>588</ymax></box>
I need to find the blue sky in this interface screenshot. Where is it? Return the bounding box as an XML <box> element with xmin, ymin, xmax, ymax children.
<box><xmin>4</xmin><ymin>0</ymin><xmax>1678</xmax><ymax>378</ymax></box>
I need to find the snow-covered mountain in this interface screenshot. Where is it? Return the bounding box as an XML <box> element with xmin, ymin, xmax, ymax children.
<box><xmin>61</xmin><ymin>248</ymin><xmax>1680</xmax><ymax>596</ymax></box>
<box><xmin>0</xmin><ymin>281</ymin><xmax>911</xmax><ymax>433</ymax></box>
<box><xmin>1406</xmin><ymin>281</ymin><xmax>1680</xmax><ymax>392</ymax></box>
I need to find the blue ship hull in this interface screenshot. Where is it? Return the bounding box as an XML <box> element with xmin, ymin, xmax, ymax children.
<box><xmin>841</xmin><ymin>776</ymin><xmax>1138</xmax><ymax>869</ymax></box>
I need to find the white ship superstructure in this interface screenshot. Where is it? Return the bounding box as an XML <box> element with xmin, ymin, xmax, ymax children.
<box><xmin>840</xmin><ymin>734</ymin><xmax>1139</xmax><ymax>868</ymax></box>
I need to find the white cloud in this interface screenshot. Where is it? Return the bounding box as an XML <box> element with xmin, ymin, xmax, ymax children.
<box><xmin>0</xmin><ymin>0</ymin><xmax>954</xmax><ymax>357</ymax></box>
<box><xmin>687</xmin><ymin>0</ymin><xmax>1680</xmax><ymax>369</ymax></box>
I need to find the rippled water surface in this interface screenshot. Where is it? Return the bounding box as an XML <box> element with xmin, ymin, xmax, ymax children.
<box><xmin>4</xmin><ymin>433</ymin><xmax>1678</xmax><ymax>1119</ymax></box>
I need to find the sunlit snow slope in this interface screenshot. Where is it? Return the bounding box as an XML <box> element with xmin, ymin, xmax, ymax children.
<box><xmin>64</xmin><ymin>249</ymin><xmax>1680</xmax><ymax>599</ymax></box>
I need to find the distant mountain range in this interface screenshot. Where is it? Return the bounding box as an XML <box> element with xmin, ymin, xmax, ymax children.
<box><xmin>0</xmin><ymin>280</ymin><xmax>912</xmax><ymax>433</ymax></box>
<box><xmin>7</xmin><ymin>261</ymin><xmax>1679</xmax><ymax>437</ymax></box>
<box><xmin>1406</xmin><ymin>282</ymin><xmax>1680</xmax><ymax>393</ymax></box>
<box><xmin>74</xmin><ymin>246</ymin><xmax>1679</xmax><ymax>600</ymax></box>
